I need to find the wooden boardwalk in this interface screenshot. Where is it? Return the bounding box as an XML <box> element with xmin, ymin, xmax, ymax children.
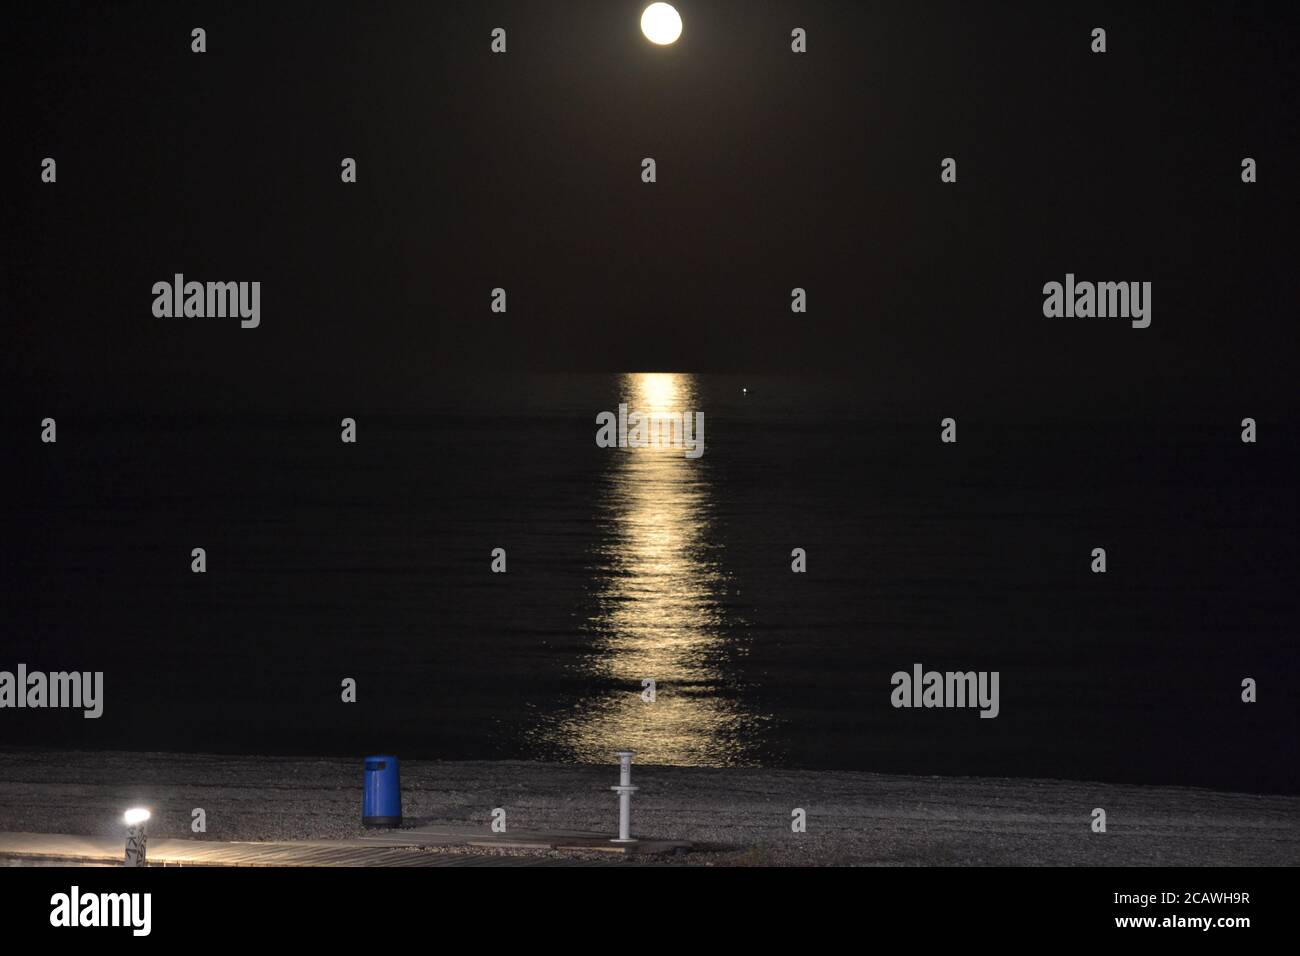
<box><xmin>0</xmin><ymin>828</ymin><xmax>688</xmax><ymax>867</ymax></box>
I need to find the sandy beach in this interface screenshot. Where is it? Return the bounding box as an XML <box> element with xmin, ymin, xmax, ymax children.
<box><xmin>0</xmin><ymin>750</ymin><xmax>1296</xmax><ymax>866</ymax></box>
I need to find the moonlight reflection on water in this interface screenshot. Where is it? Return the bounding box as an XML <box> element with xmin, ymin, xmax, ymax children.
<box><xmin>539</xmin><ymin>372</ymin><xmax>765</xmax><ymax>766</ymax></box>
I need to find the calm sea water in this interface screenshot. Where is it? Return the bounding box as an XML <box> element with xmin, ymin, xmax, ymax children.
<box><xmin>4</xmin><ymin>373</ymin><xmax>1297</xmax><ymax>792</ymax></box>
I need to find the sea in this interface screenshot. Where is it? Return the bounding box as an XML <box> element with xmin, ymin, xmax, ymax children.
<box><xmin>3</xmin><ymin>373</ymin><xmax>1296</xmax><ymax>792</ymax></box>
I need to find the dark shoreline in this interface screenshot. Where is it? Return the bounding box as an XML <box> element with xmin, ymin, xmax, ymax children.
<box><xmin>3</xmin><ymin>749</ymin><xmax>1297</xmax><ymax>866</ymax></box>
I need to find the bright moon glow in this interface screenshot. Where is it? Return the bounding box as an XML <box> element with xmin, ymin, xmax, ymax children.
<box><xmin>124</xmin><ymin>808</ymin><xmax>151</xmax><ymax>825</ymax></box>
<box><xmin>641</xmin><ymin>3</ymin><xmax>682</xmax><ymax>45</ymax></box>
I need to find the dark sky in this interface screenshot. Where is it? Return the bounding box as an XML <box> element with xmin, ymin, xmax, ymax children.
<box><xmin>8</xmin><ymin>1</ymin><xmax>1298</xmax><ymax>413</ymax></box>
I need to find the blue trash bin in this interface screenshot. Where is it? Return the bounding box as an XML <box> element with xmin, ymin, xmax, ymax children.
<box><xmin>362</xmin><ymin>755</ymin><xmax>402</xmax><ymax>828</ymax></box>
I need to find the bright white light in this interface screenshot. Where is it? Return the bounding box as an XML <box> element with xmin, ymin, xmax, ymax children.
<box><xmin>124</xmin><ymin>808</ymin><xmax>151</xmax><ymax>825</ymax></box>
<box><xmin>641</xmin><ymin>3</ymin><xmax>682</xmax><ymax>45</ymax></box>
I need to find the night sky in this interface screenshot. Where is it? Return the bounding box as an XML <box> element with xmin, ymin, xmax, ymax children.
<box><xmin>8</xmin><ymin>0</ymin><xmax>1297</xmax><ymax>414</ymax></box>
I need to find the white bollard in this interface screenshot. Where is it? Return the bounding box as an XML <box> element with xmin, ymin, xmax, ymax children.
<box><xmin>123</xmin><ymin>808</ymin><xmax>150</xmax><ymax>866</ymax></box>
<box><xmin>610</xmin><ymin>750</ymin><xmax>638</xmax><ymax>844</ymax></box>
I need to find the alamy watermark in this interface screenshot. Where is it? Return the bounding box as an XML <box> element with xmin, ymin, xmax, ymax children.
<box><xmin>0</xmin><ymin>664</ymin><xmax>103</xmax><ymax>718</ymax></box>
<box><xmin>152</xmin><ymin>273</ymin><xmax>260</xmax><ymax>328</ymax></box>
<box><xmin>50</xmin><ymin>886</ymin><xmax>151</xmax><ymax>936</ymax></box>
<box><xmin>1042</xmin><ymin>273</ymin><xmax>1151</xmax><ymax>328</ymax></box>
<box><xmin>891</xmin><ymin>663</ymin><xmax>1000</xmax><ymax>718</ymax></box>
<box><xmin>595</xmin><ymin>403</ymin><xmax>704</xmax><ymax>459</ymax></box>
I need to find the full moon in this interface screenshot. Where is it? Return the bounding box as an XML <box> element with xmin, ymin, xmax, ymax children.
<box><xmin>641</xmin><ymin>3</ymin><xmax>682</xmax><ymax>45</ymax></box>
